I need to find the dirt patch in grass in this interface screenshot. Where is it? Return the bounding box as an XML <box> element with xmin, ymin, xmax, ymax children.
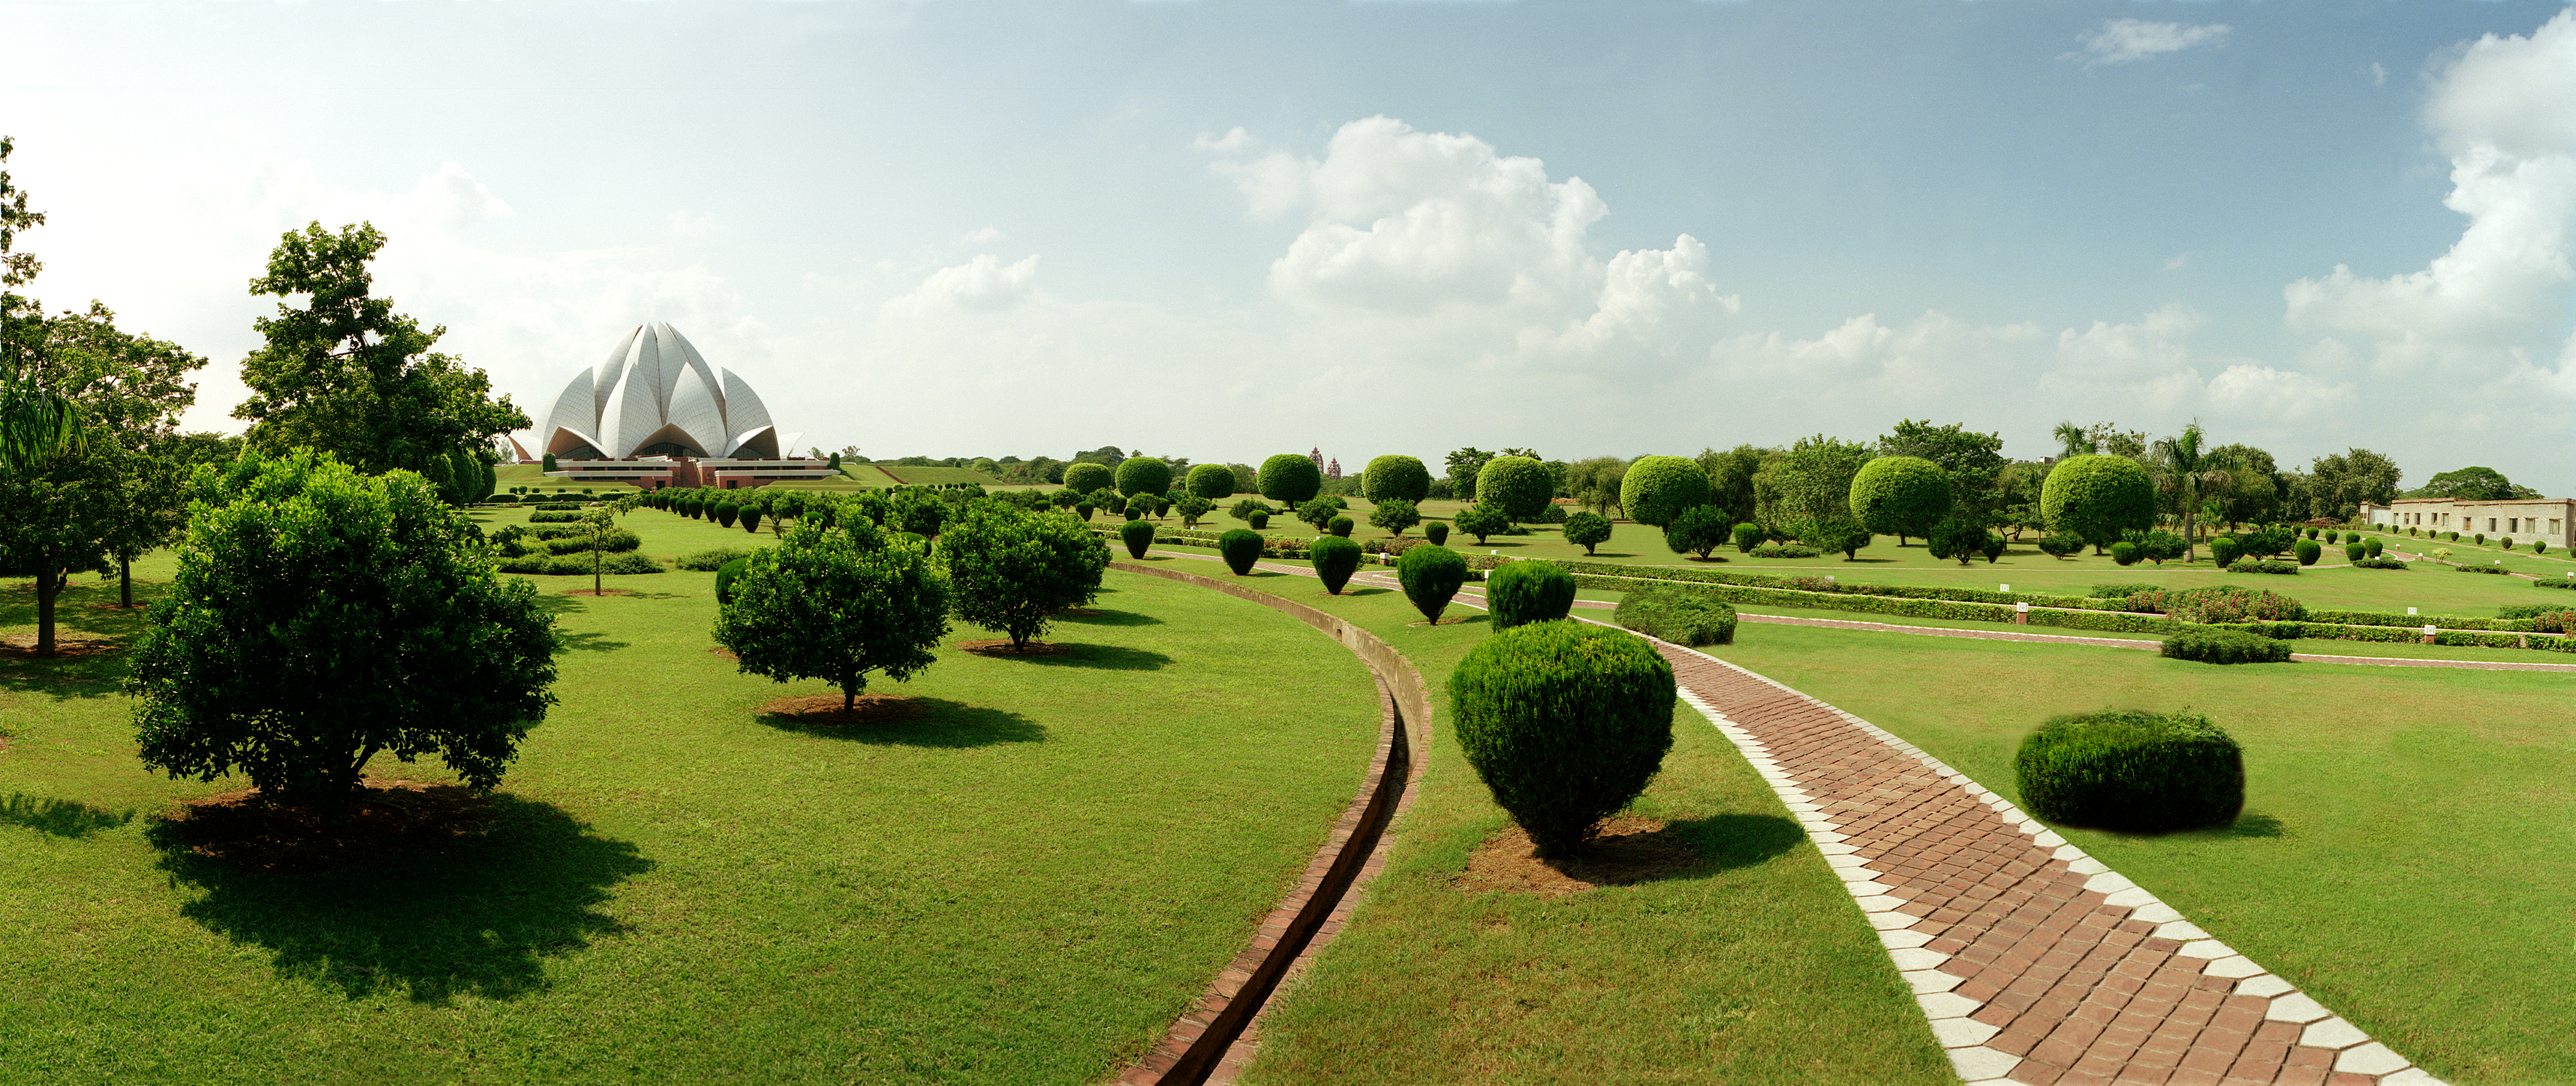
<box><xmin>0</xmin><ymin>635</ymin><xmax>121</xmax><ymax>659</ymax></box>
<box><xmin>562</xmin><ymin>588</ymin><xmax>635</xmax><ymax>596</ymax></box>
<box><xmin>1457</xmin><ymin>816</ymin><xmax>1703</xmax><ymax>899</ymax></box>
<box><xmin>152</xmin><ymin>779</ymin><xmax>497</xmax><ymax>874</ymax></box>
<box><xmin>958</xmin><ymin>638</ymin><xmax>1070</xmax><ymax>656</ymax></box>
<box><xmin>757</xmin><ymin>693</ymin><xmax>928</xmax><ymax>725</ymax></box>
<box><xmin>707</xmin><ymin>646</ymin><xmax>738</xmax><ymax>661</ymax></box>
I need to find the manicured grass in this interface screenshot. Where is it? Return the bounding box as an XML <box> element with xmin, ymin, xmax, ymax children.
<box><xmin>1115</xmin><ymin>565</ymin><xmax>1949</xmax><ymax>1084</ymax></box>
<box><xmin>1703</xmin><ymin>624</ymin><xmax>2576</xmax><ymax>1085</ymax></box>
<box><xmin>1</xmin><ymin>550</ymin><xmax>1381</xmax><ymax>1082</ymax></box>
<box><xmin>872</xmin><ymin>464</ymin><xmax>1000</xmax><ymax>486</ymax></box>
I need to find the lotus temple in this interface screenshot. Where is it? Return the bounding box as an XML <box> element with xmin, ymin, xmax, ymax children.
<box><xmin>506</xmin><ymin>323</ymin><xmax>835</xmax><ymax>489</ymax></box>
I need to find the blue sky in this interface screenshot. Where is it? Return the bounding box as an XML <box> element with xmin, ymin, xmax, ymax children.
<box><xmin>7</xmin><ymin>1</ymin><xmax>2575</xmax><ymax>490</ymax></box>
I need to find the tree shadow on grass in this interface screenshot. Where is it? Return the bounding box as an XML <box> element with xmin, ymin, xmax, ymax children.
<box><xmin>1058</xmin><ymin>608</ymin><xmax>1163</xmax><ymax>627</ymax></box>
<box><xmin>1</xmin><ymin>793</ymin><xmax>135</xmax><ymax>837</ymax></box>
<box><xmin>558</xmin><ymin>630</ymin><xmax>632</xmax><ymax>653</ymax></box>
<box><xmin>0</xmin><ymin>652</ymin><xmax>130</xmax><ymax>701</ymax></box>
<box><xmin>148</xmin><ymin>793</ymin><xmax>650</xmax><ymax>1004</ymax></box>
<box><xmin>757</xmin><ymin>697</ymin><xmax>1046</xmax><ymax>747</ymax></box>
<box><xmin>986</xmin><ymin>643</ymin><xmax>1172</xmax><ymax>671</ymax></box>
<box><xmin>1641</xmin><ymin>812</ymin><xmax>1807</xmax><ymax>880</ymax></box>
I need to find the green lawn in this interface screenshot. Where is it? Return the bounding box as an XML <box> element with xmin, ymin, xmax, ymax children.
<box><xmin>1703</xmin><ymin>623</ymin><xmax>2576</xmax><ymax>1086</ymax></box>
<box><xmin>1102</xmin><ymin>566</ymin><xmax>1951</xmax><ymax>1085</ymax></box>
<box><xmin>1</xmin><ymin>550</ymin><xmax>1381</xmax><ymax>1083</ymax></box>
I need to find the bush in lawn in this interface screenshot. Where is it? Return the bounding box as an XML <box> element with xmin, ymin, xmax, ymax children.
<box><xmin>1613</xmin><ymin>583</ymin><xmax>1737</xmax><ymax>647</ymax></box>
<box><xmin>2014</xmin><ymin>710</ymin><xmax>2243</xmax><ymax>832</ymax></box>
<box><xmin>1749</xmin><ymin>543</ymin><xmax>1823</xmax><ymax>559</ymax></box>
<box><xmin>1486</xmin><ymin>560</ymin><xmax>1576</xmax><ymax>630</ymax></box>
<box><xmin>2039</xmin><ymin>533</ymin><xmax>2085</xmax><ymax>560</ymax></box>
<box><xmin>1309</xmin><ymin>534</ymin><xmax>1363</xmax><ymax>595</ymax></box>
<box><xmin>1396</xmin><ymin>544</ymin><xmax>1467</xmax><ymax>623</ymax></box>
<box><xmin>713</xmin><ymin>502</ymin><xmax>739</xmax><ymax>528</ymax></box>
<box><xmin>1075</xmin><ymin>501</ymin><xmax>1096</xmax><ymax>521</ymax></box>
<box><xmin>2207</xmin><ymin>536</ymin><xmax>2241</xmax><ymax>566</ymax></box>
<box><xmin>677</xmin><ymin>547</ymin><xmax>749</xmax><ymax>571</ymax></box>
<box><xmin>1369</xmin><ymin>498</ymin><xmax>1422</xmax><ymax>538</ymax></box>
<box><xmin>2294</xmin><ymin>539</ymin><xmax>2322</xmax><ymax>566</ymax></box>
<box><xmin>1247</xmin><ymin>511</ymin><xmax>1269</xmax><ymax>529</ymax></box>
<box><xmin>1925</xmin><ymin>518</ymin><xmax>1988</xmax><ymax>566</ymax></box>
<box><xmin>2162</xmin><ymin>627</ymin><xmax>2292</xmax><ymax>664</ymax></box>
<box><xmin>1663</xmin><ymin>504</ymin><xmax>1732</xmax><ymax>560</ymax></box>
<box><xmin>2500</xmin><ymin>536</ymin><xmax>2515</xmax><ymax>550</ymax></box>
<box><xmin>1847</xmin><ymin>455</ymin><xmax>1952</xmax><ymax>544</ymax></box>
<box><xmin>1618</xmin><ymin>455</ymin><xmax>1714</xmax><ymax>528</ymax></box>
<box><xmin>2165</xmin><ymin>585</ymin><xmax>2306</xmax><ymax>624</ymax></box>
<box><xmin>1218</xmin><ymin>528</ymin><xmax>1264</xmax><ymax>574</ymax></box>
<box><xmin>1425</xmin><ymin>520</ymin><xmax>1450</xmax><ymax>546</ymax></box>
<box><xmin>2339</xmin><ymin>542</ymin><xmax>2364</xmax><ymax>563</ymax></box>
<box><xmin>942</xmin><ymin>503</ymin><xmax>1111</xmax><ymax>650</ymax></box>
<box><xmin>1453</xmin><ymin>503</ymin><xmax>1510</xmax><ymax>544</ymax></box>
<box><xmin>1296</xmin><ymin>495</ymin><xmax>1348</xmax><ymax>531</ymax></box>
<box><xmin>1119</xmin><ymin>518</ymin><xmax>1155</xmax><ymax>558</ymax></box>
<box><xmin>1562</xmin><ymin>510</ymin><xmax>1613</xmax><ymax>555</ymax></box>
<box><xmin>1173</xmin><ymin>494</ymin><xmax>1213</xmax><ymax>529</ymax></box>
<box><xmin>1259</xmin><ymin>453</ymin><xmax>1324</xmax><ymax>511</ymax></box>
<box><xmin>1981</xmin><ymin>533</ymin><xmax>2007</xmax><ymax>563</ymax></box>
<box><xmin>2306</xmin><ymin>527</ymin><xmax>2319</xmax><ymax>539</ymax></box>
<box><xmin>2138</xmin><ymin>530</ymin><xmax>2186</xmax><ymax>565</ymax></box>
<box><xmin>528</xmin><ymin>510</ymin><xmax>582</xmax><ymax>524</ymax></box>
<box><xmin>1183</xmin><ymin>463</ymin><xmax>1237</xmax><ymax>499</ymax></box>
<box><xmin>1061</xmin><ymin>461</ymin><xmax>1114</xmax><ymax>496</ymax></box>
<box><xmin>1733</xmin><ymin>522</ymin><xmax>1764</xmax><ymax>555</ymax></box>
<box><xmin>1123</xmin><ymin>502</ymin><xmax>1144</xmax><ymax>522</ymax></box>
<box><xmin>1326</xmin><ymin>515</ymin><xmax>1355</xmax><ymax>537</ymax></box>
<box><xmin>1805</xmin><ymin>515</ymin><xmax>1873</xmax><ymax>560</ymax></box>
<box><xmin>2474</xmin><ymin>533</ymin><xmax>2486</xmax><ymax>544</ymax></box>
<box><xmin>2094</xmin><ymin>582</ymin><xmax>2157</xmax><ymax>599</ymax></box>
<box><xmin>2039</xmin><ymin>454</ymin><xmax>2157</xmax><ymax>551</ymax></box>
<box><xmin>2537</xmin><ymin>540</ymin><xmax>2551</xmax><ymax>554</ymax></box>
<box><xmin>1448</xmin><ymin>622</ymin><xmax>1677</xmax><ymax>858</ymax></box>
<box><xmin>715</xmin><ymin>518</ymin><xmax>949</xmax><ymax>711</ymax></box>
<box><xmin>715</xmin><ymin>557</ymin><xmax>748</xmax><ymax>605</ymax></box>
<box><xmin>1472</xmin><ymin>455</ymin><xmax>1555</xmax><ymax>522</ymax></box>
<box><xmin>1361</xmin><ymin>454</ymin><xmax>1432</xmax><ymax>504</ymax></box>
<box><xmin>129</xmin><ymin>451</ymin><xmax>560</xmax><ymax>813</ymax></box>
<box><xmin>2226</xmin><ymin>559</ymin><xmax>2300</xmax><ymax>575</ymax></box>
<box><xmin>1113</xmin><ymin>456</ymin><xmax>1171</xmax><ymax>497</ymax></box>
<box><xmin>2109</xmin><ymin>541</ymin><xmax>2142</xmax><ymax>566</ymax></box>
<box><xmin>2455</xmin><ymin>560</ymin><xmax>2507</xmax><ymax>574</ymax></box>
<box><xmin>739</xmin><ymin>504</ymin><xmax>764</xmax><ymax>533</ymax></box>
<box><xmin>2364</xmin><ymin>537</ymin><xmax>2383</xmax><ymax>558</ymax></box>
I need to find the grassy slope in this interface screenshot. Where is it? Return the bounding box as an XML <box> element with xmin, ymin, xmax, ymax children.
<box><xmin>0</xmin><ymin>549</ymin><xmax>1378</xmax><ymax>1082</ymax></box>
<box><xmin>1112</xmin><ymin>568</ymin><xmax>1952</xmax><ymax>1085</ymax></box>
<box><xmin>1704</xmin><ymin>624</ymin><xmax>2576</xmax><ymax>1086</ymax></box>
<box><xmin>873</xmin><ymin>465</ymin><xmax>1001</xmax><ymax>486</ymax></box>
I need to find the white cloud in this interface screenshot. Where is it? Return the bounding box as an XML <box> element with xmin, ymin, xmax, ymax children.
<box><xmin>887</xmin><ymin>253</ymin><xmax>1042</xmax><ymax>313</ymax></box>
<box><xmin>959</xmin><ymin>225</ymin><xmax>1004</xmax><ymax>244</ymax></box>
<box><xmin>2069</xmin><ymin>19</ymin><xmax>2231</xmax><ymax>67</ymax></box>
<box><xmin>2370</xmin><ymin>62</ymin><xmax>2389</xmax><ymax>87</ymax></box>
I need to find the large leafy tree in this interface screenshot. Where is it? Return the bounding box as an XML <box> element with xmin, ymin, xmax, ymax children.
<box><xmin>43</xmin><ymin>302</ymin><xmax>211</xmax><ymax>604</ymax></box>
<box><xmin>1847</xmin><ymin>455</ymin><xmax>1952</xmax><ymax>545</ymax></box>
<box><xmin>1443</xmin><ymin>446</ymin><xmax>1493</xmax><ymax>501</ymax></box>
<box><xmin>715</xmin><ymin>515</ymin><xmax>949</xmax><ymax>712</ymax></box>
<box><xmin>2040</xmin><ymin>454</ymin><xmax>2157</xmax><ymax>552</ymax></box>
<box><xmin>130</xmin><ymin>450</ymin><xmax>561</xmax><ymax>811</ymax></box>
<box><xmin>940</xmin><ymin>501</ymin><xmax>1110</xmax><ymax>650</ymax></box>
<box><xmin>2308</xmin><ymin>449</ymin><xmax>2403</xmax><ymax>521</ymax></box>
<box><xmin>2150</xmin><ymin>422</ymin><xmax>2234</xmax><ymax>562</ymax></box>
<box><xmin>1694</xmin><ymin>444</ymin><xmax>1768</xmax><ymax>527</ymax></box>
<box><xmin>1764</xmin><ymin>435</ymin><xmax>1874</xmax><ymax>544</ymax></box>
<box><xmin>1259</xmin><ymin>452</ymin><xmax>1323</xmax><ymax>510</ymax></box>
<box><xmin>2411</xmin><ymin>466</ymin><xmax>2536</xmax><ymax>502</ymax></box>
<box><xmin>1618</xmin><ymin>455</ymin><xmax>1711</xmax><ymax>528</ymax></box>
<box><xmin>1474</xmin><ymin>455</ymin><xmax>1554</xmax><ymax>521</ymax></box>
<box><xmin>234</xmin><ymin>222</ymin><xmax>527</xmax><ymax>476</ymax></box>
<box><xmin>1877</xmin><ymin>419</ymin><xmax>2005</xmax><ymax>515</ymax></box>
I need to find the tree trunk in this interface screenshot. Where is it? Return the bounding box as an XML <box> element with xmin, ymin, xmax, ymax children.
<box><xmin>841</xmin><ymin>680</ymin><xmax>858</xmax><ymax>713</ymax></box>
<box><xmin>2182</xmin><ymin>509</ymin><xmax>2197</xmax><ymax>563</ymax></box>
<box><xmin>34</xmin><ymin>559</ymin><xmax>60</xmax><ymax>656</ymax></box>
<box><xmin>594</xmin><ymin>549</ymin><xmax>603</xmax><ymax>596</ymax></box>
<box><xmin>119</xmin><ymin>558</ymin><xmax>132</xmax><ymax>608</ymax></box>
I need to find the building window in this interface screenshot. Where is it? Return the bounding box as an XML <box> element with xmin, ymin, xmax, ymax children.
<box><xmin>2489</xmin><ymin>518</ymin><xmax>2498</xmax><ymax>531</ymax></box>
<box><xmin>2554</xmin><ymin>519</ymin><xmax>2564</xmax><ymax>535</ymax></box>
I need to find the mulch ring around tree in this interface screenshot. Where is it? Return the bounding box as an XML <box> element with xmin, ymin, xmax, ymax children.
<box><xmin>153</xmin><ymin>779</ymin><xmax>497</xmax><ymax>874</ymax></box>
<box><xmin>756</xmin><ymin>693</ymin><xmax>928</xmax><ymax>726</ymax></box>
<box><xmin>0</xmin><ymin>635</ymin><xmax>121</xmax><ymax>660</ymax></box>
<box><xmin>958</xmin><ymin>639</ymin><xmax>1070</xmax><ymax>656</ymax></box>
<box><xmin>561</xmin><ymin>588</ymin><xmax>635</xmax><ymax>596</ymax></box>
<box><xmin>1456</xmin><ymin>816</ymin><xmax>1704</xmax><ymax>900</ymax></box>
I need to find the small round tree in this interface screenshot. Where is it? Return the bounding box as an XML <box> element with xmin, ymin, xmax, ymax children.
<box><xmin>1662</xmin><ymin>505</ymin><xmax>1730</xmax><ymax>560</ymax></box>
<box><xmin>1114</xmin><ymin>456</ymin><xmax>1171</xmax><ymax>497</ymax></box>
<box><xmin>1396</xmin><ymin>544</ymin><xmax>1467</xmax><ymax>623</ymax></box>
<box><xmin>1218</xmin><ymin>528</ymin><xmax>1264</xmax><ymax>574</ymax></box>
<box><xmin>130</xmin><ymin>451</ymin><xmax>560</xmax><ymax>813</ymax></box>
<box><xmin>1474</xmin><ymin>456</ymin><xmax>1554</xmax><ymax>522</ymax></box>
<box><xmin>1618</xmin><ymin>456</ymin><xmax>1713</xmax><ymax>528</ymax></box>
<box><xmin>716</xmin><ymin>517</ymin><xmax>950</xmax><ymax>710</ymax></box>
<box><xmin>1424</xmin><ymin>521</ymin><xmax>1450</xmax><ymax>546</ymax></box>
<box><xmin>1562</xmin><ymin>510</ymin><xmax>1612</xmax><ymax>555</ymax></box>
<box><xmin>1061</xmin><ymin>461</ymin><xmax>1114</xmax><ymax>496</ymax></box>
<box><xmin>1259</xmin><ymin>453</ymin><xmax>1323</xmax><ymax>511</ymax></box>
<box><xmin>1368</xmin><ymin>498</ymin><xmax>1422</xmax><ymax>538</ymax></box>
<box><xmin>941</xmin><ymin>502</ymin><xmax>1112</xmax><ymax>650</ymax></box>
<box><xmin>1486</xmin><ymin>561</ymin><xmax>1576</xmax><ymax>629</ymax></box>
<box><xmin>1309</xmin><ymin>534</ymin><xmax>1363</xmax><ymax>595</ymax></box>
<box><xmin>1448</xmin><ymin>622</ymin><xmax>1676</xmax><ymax>858</ymax></box>
<box><xmin>1847</xmin><ymin>455</ymin><xmax>1952</xmax><ymax>546</ymax></box>
<box><xmin>1453</xmin><ymin>504</ymin><xmax>1509</xmax><ymax>544</ymax></box>
<box><xmin>1119</xmin><ymin>518</ymin><xmax>1155</xmax><ymax>558</ymax></box>
<box><xmin>2039</xmin><ymin>455</ymin><xmax>2156</xmax><ymax>552</ymax></box>
<box><xmin>1326</xmin><ymin>515</ymin><xmax>1354</xmax><ymax>537</ymax></box>
<box><xmin>1185</xmin><ymin>463</ymin><xmax>1237</xmax><ymax>499</ymax></box>
<box><xmin>1362</xmin><ymin>454</ymin><xmax>1432</xmax><ymax>504</ymax></box>
<box><xmin>1732</xmin><ymin>523</ymin><xmax>1764</xmax><ymax>554</ymax></box>
<box><xmin>1173</xmin><ymin>494</ymin><xmax>1213</xmax><ymax>528</ymax></box>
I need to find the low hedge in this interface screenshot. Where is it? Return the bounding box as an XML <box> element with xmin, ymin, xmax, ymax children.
<box><xmin>2015</xmin><ymin>710</ymin><xmax>2244</xmax><ymax>833</ymax></box>
<box><xmin>2161</xmin><ymin>627</ymin><xmax>2291</xmax><ymax>664</ymax></box>
<box><xmin>527</xmin><ymin>510</ymin><xmax>582</xmax><ymax>523</ymax></box>
<box><xmin>498</xmin><ymin>552</ymin><xmax>665</xmax><ymax>576</ymax></box>
<box><xmin>1558</xmin><ymin>573</ymin><xmax>2180</xmax><ymax>635</ymax></box>
<box><xmin>2455</xmin><ymin>563</ymin><xmax>2509</xmax><ymax>575</ymax></box>
<box><xmin>1613</xmin><ymin>584</ymin><xmax>1738</xmax><ymax>646</ymax></box>
<box><xmin>1545</xmin><ymin>560</ymin><xmax>2123</xmax><ymax>612</ymax></box>
<box><xmin>675</xmin><ymin>547</ymin><xmax>750</xmax><ymax>571</ymax></box>
<box><xmin>2225</xmin><ymin>559</ymin><xmax>2300</xmax><ymax>575</ymax></box>
<box><xmin>2352</xmin><ymin>557</ymin><xmax>2408</xmax><ymax>570</ymax></box>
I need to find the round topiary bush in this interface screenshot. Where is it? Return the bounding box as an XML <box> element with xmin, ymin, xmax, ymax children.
<box><xmin>2474</xmin><ymin>533</ymin><xmax>2486</xmax><ymax>544</ymax></box>
<box><xmin>1247</xmin><ymin>511</ymin><xmax>1269</xmax><ymax>530</ymax></box>
<box><xmin>1617</xmin><ymin>455</ymin><xmax>1714</xmax><ymax>528</ymax></box>
<box><xmin>2109</xmin><ymin>541</ymin><xmax>2142</xmax><ymax>566</ymax></box>
<box><xmin>1185</xmin><ymin>462</ymin><xmax>1238</xmax><ymax>499</ymax></box>
<box><xmin>1259</xmin><ymin>454</ymin><xmax>1324</xmax><ymax>511</ymax></box>
<box><xmin>1217</xmin><ymin>528</ymin><xmax>1264</xmax><ymax>574</ymax></box>
<box><xmin>1309</xmin><ymin>535</ymin><xmax>1363</xmax><ymax>595</ymax></box>
<box><xmin>1732</xmin><ymin>522</ymin><xmax>1763</xmax><ymax>554</ymax></box>
<box><xmin>1448</xmin><ymin>622</ymin><xmax>1678</xmax><ymax>858</ymax></box>
<box><xmin>1061</xmin><ymin>461</ymin><xmax>1113</xmax><ymax>495</ymax></box>
<box><xmin>713</xmin><ymin>502</ymin><xmax>740</xmax><ymax>528</ymax></box>
<box><xmin>1396</xmin><ymin>544</ymin><xmax>1467</xmax><ymax>624</ymax></box>
<box><xmin>1119</xmin><ymin>518</ymin><xmax>1155</xmax><ymax>559</ymax></box>
<box><xmin>2161</xmin><ymin>627</ymin><xmax>2292</xmax><ymax>664</ymax></box>
<box><xmin>2294</xmin><ymin>539</ymin><xmax>2322</xmax><ymax>566</ymax></box>
<box><xmin>1361</xmin><ymin>454</ymin><xmax>1432</xmax><ymax>504</ymax></box>
<box><xmin>1114</xmin><ymin>456</ymin><xmax>1171</xmax><ymax>497</ymax></box>
<box><xmin>2040</xmin><ymin>454</ymin><xmax>2156</xmax><ymax>550</ymax></box>
<box><xmin>2014</xmin><ymin>710</ymin><xmax>2244</xmax><ymax>832</ymax></box>
<box><xmin>1326</xmin><ymin>515</ymin><xmax>1354</xmax><ymax>537</ymax></box>
<box><xmin>1562</xmin><ymin>510</ymin><xmax>1612</xmax><ymax>555</ymax></box>
<box><xmin>1485</xmin><ymin>561</ymin><xmax>1576</xmax><ymax>630</ymax></box>
<box><xmin>2207</xmin><ymin>536</ymin><xmax>2241</xmax><ymax>566</ymax></box>
<box><xmin>1847</xmin><ymin>456</ymin><xmax>1953</xmax><ymax>544</ymax></box>
<box><xmin>1424</xmin><ymin>521</ymin><xmax>1449</xmax><ymax>546</ymax></box>
<box><xmin>1074</xmin><ymin>502</ymin><xmax>1096</xmax><ymax>521</ymax></box>
<box><xmin>1663</xmin><ymin>504</ymin><xmax>1733</xmax><ymax>560</ymax></box>
<box><xmin>2364</xmin><ymin>537</ymin><xmax>2383</xmax><ymax>558</ymax></box>
<box><xmin>1474</xmin><ymin>456</ymin><xmax>1555</xmax><ymax>522</ymax></box>
<box><xmin>2343</xmin><ymin>542</ymin><xmax>2364</xmax><ymax>562</ymax></box>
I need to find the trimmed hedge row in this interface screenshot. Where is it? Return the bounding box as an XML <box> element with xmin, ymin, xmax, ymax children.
<box><xmin>1545</xmin><ymin>560</ymin><xmax>2121</xmax><ymax>612</ymax></box>
<box><xmin>1557</xmin><ymin>573</ymin><xmax>2181</xmax><ymax>635</ymax></box>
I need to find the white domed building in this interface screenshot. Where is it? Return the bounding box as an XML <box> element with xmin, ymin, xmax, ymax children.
<box><xmin>511</xmin><ymin>323</ymin><xmax>829</xmax><ymax>490</ymax></box>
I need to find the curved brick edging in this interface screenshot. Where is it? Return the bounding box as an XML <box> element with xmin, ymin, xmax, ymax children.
<box><xmin>1106</xmin><ymin>560</ymin><xmax>1434</xmax><ymax>1086</ymax></box>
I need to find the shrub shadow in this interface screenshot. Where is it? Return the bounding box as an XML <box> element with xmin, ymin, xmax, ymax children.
<box><xmin>993</xmin><ymin>643</ymin><xmax>1173</xmax><ymax>671</ymax></box>
<box><xmin>1</xmin><ymin>792</ymin><xmax>136</xmax><ymax>837</ymax></box>
<box><xmin>1672</xmin><ymin>812</ymin><xmax>1807</xmax><ymax>876</ymax></box>
<box><xmin>148</xmin><ymin>793</ymin><xmax>649</xmax><ymax>1004</ymax></box>
<box><xmin>1059</xmin><ymin>609</ymin><xmax>1164</xmax><ymax>627</ymax></box>
<box><xmin>758</xmin><ymin>697</ymin><xmax>1046</xmax><ymax>747</ymax></box>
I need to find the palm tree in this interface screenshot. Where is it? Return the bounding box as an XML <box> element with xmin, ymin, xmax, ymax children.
<box><xmin>2050</xmin><ymin>420</ymin><xmax>2095</xmax><ymax>461</ymax></box>
<box><xmin>2151</xmin><ymin>422</ymin><xmax>2233</xmax><ymax>563</ymax></box>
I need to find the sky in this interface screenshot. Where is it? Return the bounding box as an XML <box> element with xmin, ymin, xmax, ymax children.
<box><xmin>6</xmin><ymin>0</ymin><xmax>2576</xmax><ymax>492</ymax></box>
